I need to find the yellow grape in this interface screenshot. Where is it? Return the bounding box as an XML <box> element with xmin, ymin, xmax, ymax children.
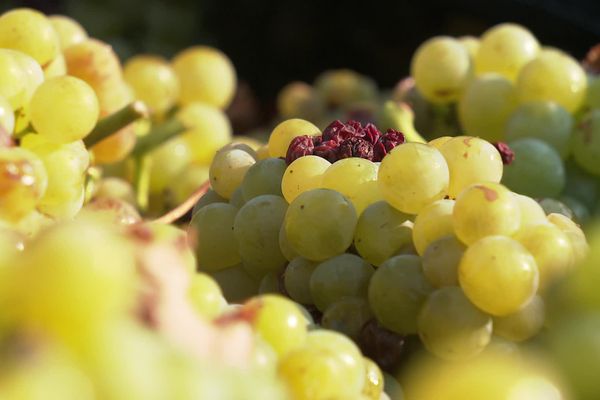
<box><xmin>92</xmin><ymin>125</ymin><xmax>137</xmax><ymax>164</ymax></box>
<box><xmin>513</xmin><ymin>193</ymin><xmax>548</xmax><ymax>229</ymax></box>
<box><xmin>493</xmin><ymin>295</ymin><xmax>545</xmax><ymax>342</ymax></box>
<box><xmin>475</xmin><ymin>23</ymin><xmax>539</xmax><ymax>81</ymax></box>
<box><xmin>30</xmin><ymin>76</ymin><xmax>99</xmax><ymax>143</ymax></box>
<box><xmin>314</xmin><ymin>69</ymin><xmax>377</xmax><ymax>107</ymax></box>
<box><xmin>178</xmin><ymin>102</ymin><xmax>232</xmax><ymax>164</ymax></box>
<box><xmin>322</xmin><ymin>157</ymin><xmax>382</xmax><ymax>215</ymax></box>
<box><xmin>0</xmin><ymin>8</ymin><xmax>60</xmax><ymax>66</ymax></box>
<box><xmin>362</xmin><ymin>357</ymin><xmax>384</xmax><ymax>400</ymax></box>
<box><xmin>256</xmin><ymin>144</ymin><xmax>270</xmax><ymax>160</ymax></box>
<box><xmin>209</xmin><ymin>146</ymin><xmax>256</xmax><ymax>199</ymax></box>
<box><xmin>459</xmin><ymin>36</ymin><xmax>480</xmax><ymax>60</ymax></box>
<box><xmin>188</xmin><ymin>272</ymin><xmax>227</xmax><ymax>319</ymax></box>
<box><xmin>459</xmin><ymin>235</ymin><xmax>538</xmax><ymax>316</ymax></box>
<box><xmin>547</xmin><ymin>213</ymin><xmax>589</xmax><ymax>263</ymax></box>
<box><xmin>9</xmin><ymin>50</ymin><xmax>44</xmax><ymax>102</ymax></box>
<box><xmin>268</xmin><ymin>118</ymin><xmax>321</xmax><ymax>158</ymax></box>
<box><xmin>428</xmin><ymin>136</ymin><xmax>452</xmax><ymax>149</ymax></box>
<box><xmin>453</xmin><ymin>182</ymin><xmax>521</xmax><ymax>245</ymax></box>
<box><xmin>49</xmin><ymin>15</ymin><xmax>88</xmax><ymax>50</ymax></box>
<box><xmin>124</xmin><ymin>55</ymin><xmax>180</xmax><ymax>114</ymax></box>
<box><xmin>170</xmin><ymin>164</ymin><xmax>210</xmax><ymax>205</ymax></box>
<box><xmin>439</xmin><ymin>136</ymin><xmax>504</xmax><ymax>197</ymax></box>
<box><xmin>0</xmin><ymin>49</ymin><xmax>28</xmax><ymax>109</ymax></box>
<box><xmin>149</xmin><ymin>138</ymin><xmax>193</xmax><ymax>194</ymax></box>
<box><xmin>378</xmin><ymin>142</ymin><xmax>449</xmax><ymax>214</ymax></box>
<box><xmin>172</xmin><ymin>46</ymin><xmax>237</xmax><ymax>108</ymax></box>
<box><xmin>277</xmin><ymin>81</ymin><xmax>325</xmax><ymax>120</ymax></box>
<box><xmin>281</xmin><ymin>155</ymin><xmax>330</xmax><ymax>203</ymax></box>
<box><xmin>412</xmin><ymin>199</ymin><xmax>455</xmax><ymax>255</ymax></box>
<box><xmin>0</xmin><ymin>95</ymin><xmax>15</xmax><ymax>134</ymax></box>
<box><xmin>43</xmin><ymin>53</ymin><xmax>67</xmax><ymax>78</ymax></box>
<box><xmin>0</xmin><ymin>147</ymin><xmax>47</xmax><ymax>222</ymax></box>
<box><xmin>93</xmin><ymin>177</ymin><xmax>135</xmax><ymax>205</ymax></box>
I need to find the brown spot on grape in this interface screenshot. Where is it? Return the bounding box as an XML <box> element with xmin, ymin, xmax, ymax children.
<box><xmin>476</xmin><ymin>185</ymin><xmax>498</xmax><ymax>201</ymax></box>
<box><xmin>463</xmin><ymin>137</ymin><xmax>473</xmax><ymax>147</ymax></box>
<box><xmin>463</xmin><ymin>152</ymin><xmax>469</xmax><ymax>158</ymax></box>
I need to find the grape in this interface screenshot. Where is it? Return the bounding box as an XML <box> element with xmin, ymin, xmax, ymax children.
<box><xmin>78</xmin><ymin>197</ymin><xmax>141</xmax><ymax>227</ymax></box>
<box><xmin>169</xmin><ymin>164</ymin><xmax>209</xmax><ymax>205</ymax></box>
<box><xmin>362</xmin><ymin>357</ymin><xmax>384</xmax><ymax>400</ymax></box>
<box><xmin>284</xmin><ymin>257</ymin><xmax>318</xmax><ymax>304</ymax></box>
<box><xmin>277</xmin><ymin>81</ymin><xmax>325</xmax><ymax>120</ymax></box>
<box><xmin>49</xmin><ymin>15</ymin><xmax>88</xmax><ymax>50</ymax></box>
<box><xmin>310</xmin><ymin>253</ymin><xmax>374</xmax><ymax>311</ymax></box>
<box><xmin>453</xmin><ymin>182</ymin><xmax>521</xmax><ymax>245</ymax></box>
<box><xmin>539</xmin><ymin>198</ymin><xmax>573</xmax><ymax>219</ymax></box>
<box><xmin>378</xmin><ymin>143</ymin><xmax>449</xmax><ymax>214</ymax></box>
<box><xmin>259</xmin><ymin>272</ymin><xmax>281</xmax><ymax>295</ymax></box>
<box><xmin>502</xmin><ymin>138</ymin><xmax>565</xmax><ymax>198</ymax></box>
<box><xmin>210</xmin><ymin>263</ymin><xmax>259</xmax><ymax>304</ymax></box>
<box><xmin>149</xmin><ymin>138</ymin><xmax>193</xmax><ymax>194</ymax></box>
<box><xmin>0</xmin><ymin>49</ymin><xmax>28</xmax><ymax>109</ymax></box>
<box><xmin>30</xmin><ymin>76</ymin><xmax>99</xmax><ymax>143</ymax></box>
<box><xmin>314</xmin><ymin>69</ymin><xmax>377</xmax><ymax>107</ymax></box>
<box><xmin>268</xmin><ymin>118</ymin><xmax>321</xmax><ymax>158</ymax></box>
<box><xmin>505</xmin><ymin>101</ymin><xmax>573</xmax><ymax>158</ymax></box>
<box><xmin>560</xmin><ymin>195</ymin><xmax>591</xmax><ymax>225</ymax></box>
<box><xmin>284</xmin><ymin>189</ymin><xmax>357</xmax><ymax>261</ymax></box>
<box><xmin>368</xmin><ymin>255</ymin><xmax>432</xmax><ymax>334</ymax></box>
<box><xmin>234</xmin><ymin>195</ymin><xmax>288</xmax><ymax>276</ymax></box>
<box><xmin>322</xmin><ymin>157</ymin><xmax>382</xmax><ymax>215</ymax></box>
<box><xmin>229</xmin><ymin>187</ymin><xmax>246</xmax><ymax>209</ymax></box>
<box><xmin>427</xmin><ymin>135</ymin><xmax>452</xmax><ymax>149</ymax></box>
<box><xmin>322</xmin><ymin>297</ymin><xmax>372</xmax><ymax>340</ymax></box>
<box><xmin>547</xmin><ymin>213</ymin><xmax>590</xmax><ymax>264</ymax></box>
<box><xmin>410</xmin><ymin>36</ymin><xmax>472</xmax><ymax>103</ymax></box>
<box><xmin>0</xmin><ymin>147</ymin><xmax>47</xmax><ymax>222</ymax></box>
<box><xmin>572</xmin><ymin>109</ymin><xmax>600</xmax><ymax>176</ymax></box>
<box><xmin>209</xmin><ymin>146</ymin><xmax>256</xmax><ymax>199</ymax></box>
<box><xmin>563</xmin><ymin>161</ymin><xmax>598</xmax><ymax>210</ymax></box>
<box><xmin>172</xmin><ymin>46</ymin><xmax>236</xmax><ymax>109</ymax></box>
<box><xmin>459</xmin><ymin>36</ymin><xmax>480</xmax><ymax>60</ymax></box>
<box><xmin>191</xmin><ymin>188</ymin><xmax>226</xmax><ymax>216</ymax></box>
<box><xmin>0</xmin><ymin>95</ymin><xmax>14</xmax><ymax>136</ymax></box>
<box><xmin>354</xmin><ymin>201</ymin><xmax>413</xmax><ymax>266</ymax></box>
<box><xmin>516</xmin><ymin>49</ymin><xmax>587</xmax><ymax>113</ymax></box>
<box><xmin>459</xmin><ymin>235</ymin><xmax>538</xmax><ymax>316</ymax></box>
<box><xmin>513</xmin><ymin>193</ymin><xmax>548</xmax><ymax>228</ymax></box>
<box><xmin>0</xmin><ymin>8</ymin><xmax>60</xmax><ymax>66</ymax></box>
<box><xmin>514</xmin><ymin>223</ymin><xmax>574</xmax><ymax>291</ymax></box>
<box><xmin>244</xmin><ymin>294</ymin><xmax>308</xmax><ymax>357</ymax></box>
<box><xmin>422</xmin><ymin>235</ymin><xmax>465</xmax><ymax>288</ymax></box>
<box><xmin>281</xmin><ymin>155</ymin><xmax>330</xmax><ymax>203</ymax></box>
<box><xmin>475</xmin><ymin>23</ymin><xmax>539</xmax><ymax>81</ymax></box>
<box><xmin>278</xmin><ymin>224</ymin><xmax>299</xmax><ymax>262</ymax></box>
<box><xmin>123</xmin><ymin>55</ymin><xmax>179</xmax><ymax>114</ymax></box>
<box><xmin>178</xmin><ymin>102</ymin><xmax>233</xmax><ymax>164</ymax></box>
<box><xmin>493</xmin><ymin>295</ymin><xmax>544</xmax><ymax>342</ymax></box>
<box><xmin>43</xmin><ymin>53</ymin><xmax>66</xmax><ymax>78</ymax></box>
<box><xmin>418</xmin><ymin>286</ymin><xmax>492</xmax><ymax>360</ymax></box>
<box><xmin>91</xmin><ymin>124</ymin><xmax>137</xmax><ymax>165</ymax></box>
<box><xmin>412</xmin><ymin>199</ymin><xmax>455</xmax><ymax>255</ymax></box>
<box><xmin>10</xmin><ymin>50</ymin><xmax>44</xmax><ymax>103</ymax></box>
<box><xmin>189</xmin><ymin>203</ymin><xmax>240</xmax><ymax>272</ymax></box>
<box><xmin>241</xmin><ymin>158</ymin><xmax>286</xmax><ymax>201</ymax></box>
<box><xmin>587</xmin><ymin>74</ymin><xmax>600</xmax><ymax>109</ymax></box>
<box><xmin>439</xmin><ymin>136</ymin><xmax>503</xmax><ymax>198</ymax></box>
<box><xmin>458</xmin><ymin>74</ymin><xmax>517</xmax><ymax>142</ymax></box>
<box><xmin>188</xmin><ymin>272</ymin><xmax>227</xmax><ymax>319</ymax></box>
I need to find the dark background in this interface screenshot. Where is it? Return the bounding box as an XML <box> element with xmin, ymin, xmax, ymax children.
<box><xmin>2</xmin><ymin>0</ymin><xmax>600</xmax><ymax>128</ymax></box>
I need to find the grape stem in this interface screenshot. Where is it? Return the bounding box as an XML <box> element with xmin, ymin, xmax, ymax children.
<box><xmin>130</xmin><ymin>117</ymin><xmax>187</xmax><ymax>157</ymax></box>
<box><xmin>84</xmin><ymin>101</ymin><xmax>149</xmax><ymax>147</ymax></box>
<box><xmin>153</xmin><ymin>180</ymin><xmax>210</xmax><ymax>224</ymax></box>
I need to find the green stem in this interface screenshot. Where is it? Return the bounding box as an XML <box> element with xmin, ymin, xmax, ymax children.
<box><xmin>130</xmin><ymin>117</ymin><xmax>187</xmax><ymax>157</ymax></box>
<box><xmin>84</xmin><ymin>101</ymin><xmax>148</xmax><ymax>148</ymax></box>
<box><xmin>134</xmin><ymin>155</ymin><xmax>151</xmax><ymax>211</ymax></box>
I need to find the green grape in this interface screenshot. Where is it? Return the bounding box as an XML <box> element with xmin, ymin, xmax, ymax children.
<box><xmin>244</xmin><ymin>294</ymin><xmax>308</xmax><ymax>357</ymax></box>
<box><xmin>560</xmin><ymin>195</ymin><xmax>591</xmax><ymax>225</ymax></box>
<box><xmin>422</xmin><ymin>235</ymin><xmax>466</xmax><ymax>288</ymax></box>
<box><xmin>172</xmin><ymin>46</ymin><xmax>236</xmax><ymax>109</ymax></box>
<box><xmin>279</xmin><ymin>224</ymin><xmax>299</xmax><ymax>261</ymax></box>
<box><xmin>210</xmin><ymin>263</ymin><xmax>259</xmax><ymax>304</ymax></box>
<box><xmin>259</xmin><ymin>272</ymin><xmax>281</xmax><ymax>294</ymax></box>
<box><xmin>587</xmin><ymin>74</ymin><xmax>600</xmax><ymax>109</ymax></box>
<box><xmin>383</xmin><ymin>373</ymin><xmax>404</xmax><ymax>400</ymax></box>
<box><xmin>0</xmin><ymin>49</ymin><xmax>28</xmax><ymax>109</ymax></box>
<box><xmin>0</xmin><ymin>95</ymin><xmax>14</xmax><ymax>134</ymax></box>
<box><xmin>281</xmin><ymin>154</ymin><xmax>330</xmax><ymax>203</ymax></box>
<box><xmin>459</xmin><ymin>235</ymin><xmax>538</xmax><ymax>316</ymax></box>
<box><xmin>284</xmin><ymin>257</ymin><xmax>318</xmax><ymax>304</ymax></box>
<box><xmin>277</xmin><ymin>81</ymin><xmax>325</xmax><ymax>120</ymax></box>
<box><xmin>0</xmin><ymin>147</ymin><xmax>47</xmax><ymax>222</ymax></box>
<box><xmin>514</xmin><ymin>223</ymin><xmax>574</xmax><ymax>291</ymax></box>
<box><xmin>169</xmin><ymin>163</ymin><xmax>209</xmax><ymax>205</ymax></box>
<box><xmin>188</xmin><ymin>272</ymin><xmax>227</xmax><ymax>319</ymax></box>
<box><xmin>453</xmin><ymin>182</ymin><xmax>521</xmax><ymax>245</ymax></box>
<box><xmin>267</xmin><ymin>118</ymin><xmax>321</xmax><ymax>158</ymax></box>
<box><xmin>284</xmin><ymin>188</ymin><xmax>357</xmax><ymax>261</ymax></box>
<box><xmin>0</xmin><ymin>8</ymin><xmax>60</xmax><ymax>66</ymax></box>
<box><xmin>234</xmin><ymin>195</ymin><xmax>288</xmax><ymax>276</ymax></box>
<box><xmin>493</xmin><ymin>295</ymin><xmax>544</xmax><ymax>342</ymax></box>
<box><xmin>516</xmin><ymin>49</ymin><xmax>587</xmax><ymax>113</ymax></box>
<box><xmin>539</xmin><ymin>198</ymin><xmax>573</xmax><ymax>219</ymax></box>
<box><xmin>459</xmin><ymin>36</ymin><xmax>480</xmax><ymax>60</ymax></box>
<box><xmin>178</xmin><ymin>102</ymin><xmax>233</xmax><ymax>164</ymax></box>
<box><xmin>30</xmin><ymin>76</ymin><xmax>99</xmax><ymax>143</ymax></box>
<box><xmin>189</xmin><ymin>203</ymin><xmax>240</xmax><ymax>272</ymax></box>
<box><xmin>124</xmin><ymin>55</ymin><xmax>179</xmax><ymax>114</ymax></box>
<box><xmin>241</xmin><ymin>158</ymin><xmax>286</xmax><ymax>201</ymax></box>
<box><xmin>563</xmin><ymin>160</ymin><xmax>598</xmax><ymax>210</ymax></box>
<box><xmin>321</xmin><ymin>297</ymin><xmax>372</xmax><ymax>340</ymax></box>
<box><xmin>368</xmin><ymin>255</ymin><xmax>432</xmax><ymax>334</ymax></box>
<box><xmin>310</xmin><ymin>253</ymin><xmax>374</xmax><ymax>311</ymax></box>
<box><xmin>458</xmin><ymin>74</ymin><xmax>517</xmax><ymax>142</ymax></box>
<box><xmin>410</xmin><ymin>36</ymin><xmax>472</xmax><ymax>103</ymax></box>
<box><xmin>305</xmin><ymin>329</ymin><xmax>366</xmax><ymax>395</ymax></box>
<box><xmin>572</xmin><ymin>109</ymin><xmax>600</xmax><ymax>176</ymax></box>
<box><xmin>505</xmin><ymin>101</ymin><xmax>573</xmax><ymax>158</ymax></box>
<box><xmin>475</xmin><ymin>23</ymin><xmax>539</xmax><ymax>81</ymax></box>
<box><xmin>322</xmin><ymin>157</ymin><xmax>383</xmax><ymax>215</ymax></box>
<box><xmin>418</xmin><ymin>286</ymin><xmax>493</xmax><ymax>360</ymax></box>
<box><xmin>513</xmin><ymin>193</ymin><xmax>548</xmax><ymax>228</ymax></box>
<box><xmin>502</xmin><ymin>138</ymin><xmax>565</xmax><ymax>198</ymax></box>
<box><xmin>378</xmin><ymin>142</ymin><xmax>449</xmax><ymax>214</ymax></box>
<box><xmin>354</xmin><ymin>201</ymin><xmax>413</xmax><ymax>266</ymax></box>
<box><xmin>362</xmin><ymin>357</ymin><xmax>384</xmax><ymax>400</ymax></box>
<box><xmin>314</xmin><ymin>69</ymin><xmax>377</xmax><ymax>107</ymax></box>
<box><xmin>229</xmin><ymin>187</ymin><xmax>246</xmax><ymax>209</ymax></box>
<box><xmin>192</xmin><ymin>188</ymin><xmax>226</xmax><ymax>215</ymax></box>
<box><xmin>547</xmin><ymin>212</ymin><xmax>589</xmax><ymax>264</ymax></box>
<box><xmin>412</xmin><ymin>199</ymin><xmax>455</xmax><ymax>255</ymax></box>
<box><xmin>209</xmin><ymin>145</ymin><xmax>256</xmax><ymax>199</ymax></box>
<box><xmin>49</xmin><ymin>15</ymin><xmax>88</xmax><ymax>50</ymax></box>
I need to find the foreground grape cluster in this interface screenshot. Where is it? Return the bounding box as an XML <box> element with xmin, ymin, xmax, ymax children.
<box><xmin>0</xmin><ymin>6</ymin><xmax>599</xmax><ymax>400</ymax></box>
